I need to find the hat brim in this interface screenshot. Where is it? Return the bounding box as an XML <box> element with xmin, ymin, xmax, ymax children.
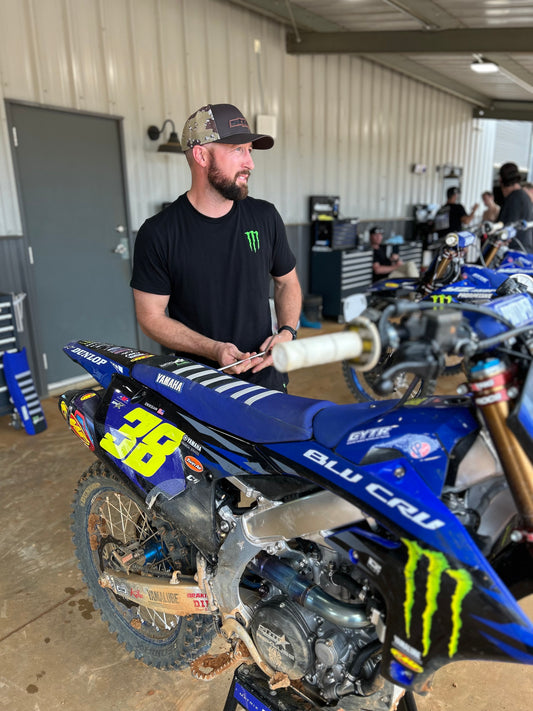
<box><xmin>216</xmin><ymin>133</ymin><xmax>274</xmax><ymax>150</ymax></box>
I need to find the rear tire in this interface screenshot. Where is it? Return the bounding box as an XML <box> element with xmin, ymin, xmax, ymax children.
<box><xmin>71</xmin><ymin>460</ymin><xmax>215</xmax><ymax>669</ymax></box>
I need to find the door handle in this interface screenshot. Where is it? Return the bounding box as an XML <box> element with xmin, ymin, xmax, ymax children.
<box><xmin>113</xmin><ymin>236</ymin><xmax>130</xmax><ymax>260</ymax></box>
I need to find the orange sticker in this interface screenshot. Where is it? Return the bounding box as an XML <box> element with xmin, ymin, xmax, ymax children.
<box><xmin>184</xmin><ymin>456</ymin><xmax>203</xmax><ymax>473</ymax></box>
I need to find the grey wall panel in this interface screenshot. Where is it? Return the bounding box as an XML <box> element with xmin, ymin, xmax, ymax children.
<box><xmin>0</xmin><ymin>0</ymin><xmax>496</xmax><ymax>237</ymax></box>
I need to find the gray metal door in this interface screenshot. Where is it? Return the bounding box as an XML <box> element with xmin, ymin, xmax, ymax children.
<box><xmin>8</xmin><ymin>102</ymin><xmax>137</xmax><ymax>388</ymax></box>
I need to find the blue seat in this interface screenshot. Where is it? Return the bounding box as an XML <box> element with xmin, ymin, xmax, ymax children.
<box><xmin>132</xmin><ymin>359</ymin><xmax>335</xmax><ymax>443</ymax></box>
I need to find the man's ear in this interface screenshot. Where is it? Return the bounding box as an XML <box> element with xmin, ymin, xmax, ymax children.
<box><xmin>192</xmin><ymin>144</ymin><xmax>210</xmax><ymax>167</ymax></box>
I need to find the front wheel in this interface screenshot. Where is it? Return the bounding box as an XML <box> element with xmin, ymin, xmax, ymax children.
<box><xmin>71</xmin><ymin>460</ymin><xmax>215</xmax><ymax>669</ymax></box>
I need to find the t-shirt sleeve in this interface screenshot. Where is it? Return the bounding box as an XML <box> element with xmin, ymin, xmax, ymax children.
<box><xmin>270</xmin><ymin>207</ymin><xmax>297</xmax><ymax>277</ymax></box>
<box><xmin>373</xmin><ymin>248</ymin><xmax>390</xmax><ymax>266</ymax></box>
<box><xmin>129</xmin><ymin>221</ymin><xmax>172</xmax><ymax>295</ymax></box>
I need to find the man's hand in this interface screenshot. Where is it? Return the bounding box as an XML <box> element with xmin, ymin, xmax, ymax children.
<box><xmin>251</xmin><ymin>330</ymin><xmax>293</xmax><ymax>373</ymax></box>
<box><xmin>215</xmin><ymin>342</ymin><xmax>257</xmax><ymax>374</ymax></box>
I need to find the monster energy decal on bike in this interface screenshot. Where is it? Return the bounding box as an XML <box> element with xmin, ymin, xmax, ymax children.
<box><xmin>402</xmin><ymin>539</ymin><xmax>473</xmax><ymax>658</ymax></box>
<box><xmin>430</xmin><ymin>294</ymin><xmax>453</xmax><ymax>304</ymax></box>
<box><xmin>245</xmin><ymin>230</ymin><xmax>260</xmax><ymax>252</ymax></box>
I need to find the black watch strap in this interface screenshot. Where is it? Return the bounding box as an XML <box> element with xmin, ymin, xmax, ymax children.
<box><xmin>278</xmin><ymin>325</ymin><xmax>297</xmax><ymax>340</ymax></box>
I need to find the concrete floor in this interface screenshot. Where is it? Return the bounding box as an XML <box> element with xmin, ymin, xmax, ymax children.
<box><xmin>1</xmin><ymin>323</ymin><xmax>532</xmax><ymax>710</ymax></box>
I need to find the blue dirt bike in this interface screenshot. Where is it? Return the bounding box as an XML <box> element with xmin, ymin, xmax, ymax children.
<box><xmin>479</xmin><ymin>219</ymin><xmax>533</xmax><ymax>275</ymax></box>
<box><xmin>60</xmin><ymin>292</ymin><xmax>533</xmax><ymax>711</ymax></box>
<box><xmin>343</xmin><ymin>229</ymin><xmax>531</xmax><ymax>402</ymax></box>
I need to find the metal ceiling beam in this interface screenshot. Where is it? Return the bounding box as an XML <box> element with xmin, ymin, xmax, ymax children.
<box><xmin>364</xmin><ymin>54</ymin><xmax>491</xmax><ymax>107</ymax></box>
<box><xmin>379</xmin><ymin>0</ymin><xmax>457</xmax><ymax>30</ymax></box>
<box><xmin>473</xmin><ymin>101</ymin><xmax>533</xmax><ymax>121</ymax></box>
<box><xmin>224</xmin><ymin>0</ymin><xmax>342</xmax><ymax>32</ymax></box>
<box><xmin>287</xmin><ymin>28</ymin><xmax>533</xmax><ymax>54</ymax></box>
<box><xmin>490</xmin><ymin>56</ymin><xmax>533</xmax><ymax>97</ymax></box>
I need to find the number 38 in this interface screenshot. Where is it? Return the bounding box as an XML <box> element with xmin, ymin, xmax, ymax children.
<box><xmin>100</xmin><ymin>406</ymin><xmax>184</xmax><ymax>478</ymax></box>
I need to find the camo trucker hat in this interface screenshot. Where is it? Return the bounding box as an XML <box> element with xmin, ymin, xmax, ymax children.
<box><xmin>181</xmin><ymin>104</ymin><xmax>274</xmax><ymax>150</ymax></box>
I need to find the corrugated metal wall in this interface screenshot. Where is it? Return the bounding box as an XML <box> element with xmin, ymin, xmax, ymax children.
<box><xmin>0</xmin><ymin>0</ymin><xmax>495</xmax><ymax>236</ymax></box>
<box><xmin>493</xmin><ymin>120</ymin><xmax>533</xmax><ymax>174</ymax></box>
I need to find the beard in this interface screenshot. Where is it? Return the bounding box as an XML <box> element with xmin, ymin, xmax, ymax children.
<box><xmin>207</xmin><ymin>155</ymin><xmax>249</xmax><ymax>201</ymax></box>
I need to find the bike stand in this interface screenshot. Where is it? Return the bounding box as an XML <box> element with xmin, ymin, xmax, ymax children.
<box><xmin>223</xmin><ymin>663</ymin><xmax>419</xmax><ymax>711</ymax></box>
<box><xmin>223</xmin><ymin>664</ymin><xmax>315</xmax><ymax>711</ymax></box>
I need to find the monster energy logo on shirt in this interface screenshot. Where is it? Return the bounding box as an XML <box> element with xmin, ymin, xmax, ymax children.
<box><xmin>245</xmin><ymin>230</ymin><xmax>260</xmax><ymax>252</ymax></box>
<box><xmin>402</xmin><ymin>539</ymin><xmax>473</xmax><ymax>658</ymax></box>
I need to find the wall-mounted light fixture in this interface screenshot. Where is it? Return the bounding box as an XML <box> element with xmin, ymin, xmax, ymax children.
<box><xmin>470</xmin><ymin>55</ymin><xmax>499</xmax><ymax>74</ymax></box>
<box><xmin>147</xmin><ymin>119</ymin><xmax>183</xmax><ymax>153</ymax></box>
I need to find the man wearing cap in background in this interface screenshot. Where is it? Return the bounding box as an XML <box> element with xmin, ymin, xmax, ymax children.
<box><xmin>498</xmin><ymin>162</ymin><xmax>533</xmax><ymax>252</ymax></box>
<box><xmin>370</xmin><ymin>226</ymin><xmax>419</xmax><ymax>281</ymax></box>
<box><xmin>130</xmin><ymin>103</ymin><xmax>301</xmax><ymax>391</ymax></box>
<box><xmin>434</xmin><ymin>186</ymin><xmax>479</xmax><ymax>239</ymax></box>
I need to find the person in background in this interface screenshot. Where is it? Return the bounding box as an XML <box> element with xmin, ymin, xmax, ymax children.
<box><xmin>523</xmin><ymin>181</ymin><xmax>533</xmax><ymax>204</ymax></box>
<box><xmin>130</xmin><ymin>103</ymin><xmax>302</xmax><ymax>392</ymax></box>
<box><xmin>498</xmin><ymin>162</ymin><xmax>533</xmax><ymax>251</ymax></box>
<box><xmin>370</xmin><ymin>226</ymin><xmax>418</xmax><ymax>281</ymax></box>
<box><xmin>434</xmin><ymin>187</ymin><xmax>479</xmax><ymax>238</ymax></box>
<box><xmin>481</xmin><ymin>190</ymin><xmax>501</xmax><ymax>223</ymax></box>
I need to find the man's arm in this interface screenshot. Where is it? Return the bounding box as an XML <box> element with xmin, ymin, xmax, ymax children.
<box><xmin>132</xmin><ymin>289</ymin><xmax>254</xmax><ymax>373</ymax></box>
<box><xmin>373</xmin><ymin>262</ymin><xmax>402</xmax><ymax>275</ymax></box>
<box><xmin>252</xmin><ymin>267</ymin><xmax>302</xmax><ymax>373</ymax></box>
<box><xmin>273</xmin><ymin>267</ymin><xmax>302</xmax><ymax>332</ymax></box>
<box><xmin>461</xmin><ymin>203</ymin><xmax>479</xmax><ymax>226</ymax></box>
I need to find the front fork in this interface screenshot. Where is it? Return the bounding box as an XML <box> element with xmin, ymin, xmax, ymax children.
<box><xmin>469</xmin><ymin>359</ymin><xmax>533</xmax><ymax>528</ymax></box>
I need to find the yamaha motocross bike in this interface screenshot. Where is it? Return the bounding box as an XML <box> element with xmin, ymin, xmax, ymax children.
<box><xmin>342</xmin><ymin>227</ymin><xmax>533</xmax><ymax>403</ymax></box>
<box><xmin>479</xmin><ymin>219</ymin><xmax>533</xmax><ymax>275</ymax></box>
<box><xmin>60</xmin><ymin>292</ymin><xmax>533</xmax><ymax>711</ymax></box>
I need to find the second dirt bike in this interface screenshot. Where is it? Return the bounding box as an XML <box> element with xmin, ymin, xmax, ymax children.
<box><xmin>343</xmin><ymin>229</ymin><xmax>533</xmax><ymax>402</ymax></box>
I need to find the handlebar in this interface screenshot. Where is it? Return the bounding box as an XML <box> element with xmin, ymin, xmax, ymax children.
<box><xmin>272</xmin><ymin>318</ymin><xmax>381</xmax><ymax>373</ymax></box>
<box><xmin>273</xmin><ymin>298</ymin><xmax>533</xmax><ymax>395</ymax></box>
<box><xmin>484</xmin><ymin>220</ymin><xmax>533</xmax><ymax>239</ymax></box>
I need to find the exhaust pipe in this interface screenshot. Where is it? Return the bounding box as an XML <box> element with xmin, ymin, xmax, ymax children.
<box><xmin>249</xmin><ymin>552</ymin><xmax>369</xmax><ymax>629</ymax></box>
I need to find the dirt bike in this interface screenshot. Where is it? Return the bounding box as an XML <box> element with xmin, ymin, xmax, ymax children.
<box><xmin>60</xmin><ymin>292</ymin><xmax>533</xmax><ymax>711</ymax></box>
<box><xmin>342</xmin><ymin>228</ymin><xmax>533</xmax><ymax>403</ymax></box>
<box><xmin>479</xmin><ymin>219</ymin><xmax>533</xmax><ymax>274</ymax></box>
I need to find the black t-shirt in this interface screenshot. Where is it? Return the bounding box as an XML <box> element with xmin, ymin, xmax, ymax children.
<box><xmin>372</xmin><ymin>245</ymin><xmax>391</xmax><ymax>281</ymax></box>
<box><xmin>130</xmin><ymin>194</ymin><xmax>296</xmax><ymax>387</ymax></box>
<box><xmin>500</xmin><ymin>189</ymin><xmax>533</xmax><ymax>251</ymax></box>
<box><xmin>434</xmin><ymin>203</ymin><xmax>467</xmax><ymax>237</ymax></box>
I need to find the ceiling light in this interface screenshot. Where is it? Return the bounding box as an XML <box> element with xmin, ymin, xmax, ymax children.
<box><xmin>470</xmin><ymin>56</ymin><xmax>499</xmax><ymax>74</ymax></box>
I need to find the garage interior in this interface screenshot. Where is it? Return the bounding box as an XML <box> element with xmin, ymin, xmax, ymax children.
<box><xmin>2</xmin><ymin>1</ymin><xmax>533</xmax><ymax>710</ymax></box>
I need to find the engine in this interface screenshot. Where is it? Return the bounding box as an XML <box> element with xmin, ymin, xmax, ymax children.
<box><xmin>246</xmin><ymin>545</ymin><xmax>384</xmax><ymax>703</ymax></box>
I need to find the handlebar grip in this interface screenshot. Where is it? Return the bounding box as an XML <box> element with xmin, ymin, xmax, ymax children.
<box><xmin>272</xmin><ymin>320</ymin><xmax>381</xmax><ymax>372</ymax></box>
<box><xmin>272</xmin><ymin>332</ymin><xmax>364</xmax><ymax>372</ymax></box>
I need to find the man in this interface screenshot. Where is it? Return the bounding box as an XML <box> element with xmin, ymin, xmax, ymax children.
<box><xmin>499</xmin><ymin>162</ymin><xmax>533</xmax><ymax>251</ymax></box>
<box><xmin>130</xmin><ymin>103</ymin><xmax>301</xmax><ymax>391</ymax></box>
<box><xmin>434</xmin><ymin>187</ymin><xmax>479</xmax><ymax>238</ymax></box>
<box><xmin>523</xmin><ymin>182</ymin><xmax>533</xmax><ymax>204</ymax></box>
<box><xmin>370</xmin><ymin>226</ymin><xmax>418</xmax><ymax>281</ymax></box>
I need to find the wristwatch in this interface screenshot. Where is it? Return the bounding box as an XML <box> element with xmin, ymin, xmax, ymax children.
<box><xmin>278</xmin><ymin>325</ymin><xmax>297</xmax><ymax>340</ymax></box>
